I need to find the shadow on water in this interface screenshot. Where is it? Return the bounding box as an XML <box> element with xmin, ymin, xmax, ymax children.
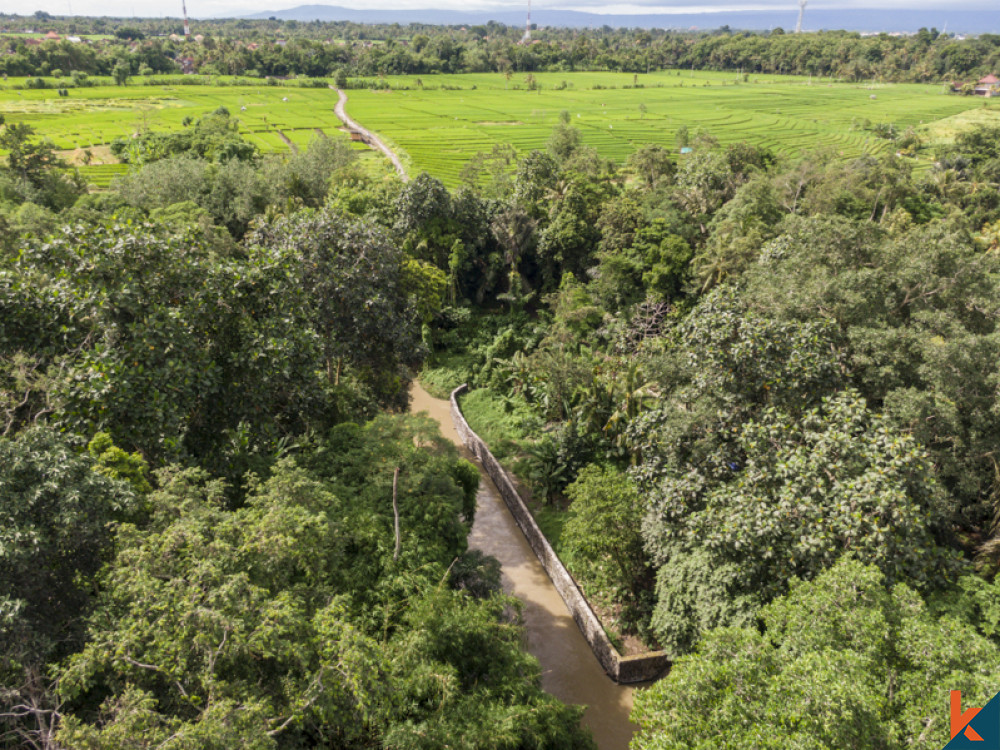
<box><xmin>410</xmin><ymin>382</ymin><xmax>637</xmax><ymax>750</ymax></box>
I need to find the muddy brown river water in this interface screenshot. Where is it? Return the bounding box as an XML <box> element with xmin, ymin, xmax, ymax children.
<box><xmin>410</xmin><ymin>382</ymin><xmax>637</xmax><ymax>750</ymax></box>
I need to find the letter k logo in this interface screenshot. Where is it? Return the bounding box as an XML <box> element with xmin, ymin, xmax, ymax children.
<box><xmin>945</xmin><ymin>690</ymin><xmax>1000</xmax><ymax>750</ymax></box>
<box><xmin>953</xmin><ymin>691</ymin><xmax>985</xmax><ymax>742</ymax></box>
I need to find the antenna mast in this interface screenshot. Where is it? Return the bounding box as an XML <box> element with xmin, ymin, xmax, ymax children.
<box><xmin>182</xmin><ymin>0</ymin><xmax>191</xmax><ymax>38</ymax></box>
<box><xmin>522</xmin><ymin>0</ymin><xmax>531</xmax><ymax>43</ymax></box>
<box><xmin>795</xmin><ymin>0</ymin><xmax>807</xmax><ymax>33</ymax></box>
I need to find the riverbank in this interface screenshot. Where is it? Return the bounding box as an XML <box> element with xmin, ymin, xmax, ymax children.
<box><xmin>410</xmin><ymin>381</ymin><xmax>637</xmax><ymax>750</ymax></box>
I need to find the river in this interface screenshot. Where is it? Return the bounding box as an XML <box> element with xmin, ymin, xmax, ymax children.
<box><xmin>410</xmin><ymin>382</ymin><xmax>637</xmax><ymax>750</ymax></box>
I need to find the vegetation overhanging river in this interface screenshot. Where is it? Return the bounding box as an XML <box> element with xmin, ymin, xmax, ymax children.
<box><xmin>410</xmin><ymin>381</ymin><xmax>637</xmax><ymax>750</ymax></box>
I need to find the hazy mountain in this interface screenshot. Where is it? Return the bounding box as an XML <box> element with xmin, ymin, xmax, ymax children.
<box><xmin>242</xmin><ymin>5</ymin><xmax>998</xmax><ymax>33</ymax></box>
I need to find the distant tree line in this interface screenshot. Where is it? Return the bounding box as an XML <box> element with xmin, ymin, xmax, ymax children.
<box><xmin>2</xmin><ymin>15</ymin><xmax>1000</xmax><ymax>82</ymax></box>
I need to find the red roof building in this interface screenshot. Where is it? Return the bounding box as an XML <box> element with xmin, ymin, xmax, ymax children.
<box><xmin>975</xmin><ymin>74</ymin><xmax>1000</xmax><ymax>96</ymax></box>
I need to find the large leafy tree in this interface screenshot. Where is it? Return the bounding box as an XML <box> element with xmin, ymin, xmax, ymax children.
<box><xmin>631</xmin><ymin>557</ymin><xmax>1000</xmax><ymax>750</ymax></box>
<box><xmin>0</xmin><ymin>427</ymin><xmax>137</xmax><ymax>750</ymax></box>
<box><xmin>630</xmin><ymin>285</ymin><xmax>848</xmax><ymax>486</ymax></box>
<box><xmin>251</xmin><ymin>207</ymin><xmax>422</xmax><ymax>410</ymax></box>
<box><xmin>0</xmin><ymin>220</ymin><xmax>324</xmax><ymax>474</ymax></box>
<box><xmin>110</xmin><ymin>109</ymin><xmax>257</xmax><ymax>166</ymax></box>
<box><xmin>630</xmin><ymin>287</ymin><xmax>960</xmax><ymax>653</ymax></box>
<box><xmin>55</xmin><ymin>418</ymin><xmax>593</xmax><ymax>749</ymax></box>
<box><xmin>0</xmin><ymin>121</ymin><xmax>85</xmax><ymax>210</ymax></box>
<box><xmin>742</xmin><ymin>215</ymin><xmax>1000</xmax><ymax>536</ymax></box>
<box><xmin>643</xmin><ymin>390</ymin><xmax>957</xmax><ymax>655</ymax></box>
<box><xmin>562</xmin><ymin>465</ymin><xmax>652</xmax><ymax>632</ymax></box>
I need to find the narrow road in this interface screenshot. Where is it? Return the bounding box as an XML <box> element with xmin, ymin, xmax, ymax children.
<box><xmin>332</xmin><ymin>87</ymin><xmax>409</xmax><ymax>181</ymax></box>
<box><xmin>410</xmin><ymin>382</ymin><xmax>637</xmax><ymax>750</ymax></box>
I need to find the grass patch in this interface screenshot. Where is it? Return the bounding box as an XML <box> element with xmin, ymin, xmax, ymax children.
<box><xmin>532</xmin><ymin>502</ymin><xmax>569</xmax><ymax>550</ymax></box>
<box><xmin>458</xmin><ymin>388</ymin><xmax>536</xmax><ymax>461</ymax></box>
<box><xmin>418</xmin><ymin>351</ymin><xmax>475</xmax><ymax>399</ymax></box>
<box><xmin>603</xmin><ymin>626</ymin><xmax>625</xmax><ymax>654</ymax></box>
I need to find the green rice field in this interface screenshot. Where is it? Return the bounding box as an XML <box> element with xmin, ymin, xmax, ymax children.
<box><xmin>0</xmin><ymin>71</ymin><xmax>996</xmax><ymax>187</ymax></box>
<box><xmin>0</xmin><ymin>79</ymin><xmax>357</xmax><ymax>185</ymax></box>
<box><xmin>346</xmin><ymin>71</ymin><xmax>996</xmax><ymax>185</ymax></box>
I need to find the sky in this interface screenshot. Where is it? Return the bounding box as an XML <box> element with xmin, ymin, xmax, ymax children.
<box><xmin>17</xmin><ymin>0</ymin><xmax>997</xmax><ymax>21</ymax></box>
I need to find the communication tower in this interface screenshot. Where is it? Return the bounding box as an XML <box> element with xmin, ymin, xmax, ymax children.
<box><xmin>795</xmin><ymin>0</ymin><xmax>807</xmax><ymax>33</ymax></box>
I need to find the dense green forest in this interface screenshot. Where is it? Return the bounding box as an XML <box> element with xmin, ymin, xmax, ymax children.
<box><xmin>0</xmin><ymin>109</ymin><xmax>600</xmax><ymax>748</ymax></box>
<box><xmin>5</xmin><ymin>12</ymin><xmax>1000</xmax><ymax>82</ymax></box>
<box><xmin>3</xmin><ymin>24</ymin><xmax>1000</xmax><ymax>746</ymax></box>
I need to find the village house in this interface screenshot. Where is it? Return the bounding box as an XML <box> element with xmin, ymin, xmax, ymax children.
<box><xmin>975</xmin><ymin>74</ymin><xmax>1000</xmax><ymax>96</ymax></box>
<box><xmin>951</xmin><ymin>74</ymin><xmax>1000</xmax><ymax>96</ymax></box>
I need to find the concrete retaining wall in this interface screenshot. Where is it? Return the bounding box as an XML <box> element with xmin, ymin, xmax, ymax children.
<box><xmin>450</xmin><ymin>384</ymin><xmax>670</xmax><ymax>685</ymax></box>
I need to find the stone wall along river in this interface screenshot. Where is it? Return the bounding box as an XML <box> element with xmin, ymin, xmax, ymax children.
<box><xmin>410</xmin><ymin>381</ymin><xmax>637</xmax><ymax>750</ymax></box>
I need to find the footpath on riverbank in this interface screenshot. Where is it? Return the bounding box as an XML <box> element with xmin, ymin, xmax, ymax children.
<box><xmin>411</xmin><ymin>381</ymin><xmax>637</xmax><ymax>750</ymax></box>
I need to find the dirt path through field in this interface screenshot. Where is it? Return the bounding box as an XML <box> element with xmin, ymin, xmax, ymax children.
<box><xmin>275</xmin><ymin>129</ymin><xmax>297</xmax><ymax>152</ymax></box>
<box><xmin>410</xmin><ymin>381</ymin><xmax>638</xmax><ymax>750</ymax></box>
<box><xmin>331</xmin><ymin>86</ymin><xmax>408</xmax><ymax>181</ymax></box>
<box><xmin>57</xmin><ymin>144</ymin><xmax>117</xmax><ymax>165</ymax></box>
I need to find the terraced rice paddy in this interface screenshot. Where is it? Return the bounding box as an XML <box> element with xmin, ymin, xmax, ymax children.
<box><xmin>0</xmin><ymin>71</ymin><xmax>993</xmax><ymax>187</ymax></box>
<box><xmin>346</xmin><ymin>71</ymin><xmax>989</xmax><ymax>185</ymax></box>
<box><xmin>0</xmin><ymin>78</ymin><xmax>358</xmax><ymax>185</ymax></box>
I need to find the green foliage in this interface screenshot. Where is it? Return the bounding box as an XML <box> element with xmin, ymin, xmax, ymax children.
<box><xmin>448</xmin><ymin>549</ymin><xmax>502</xmax><ymax>600</ymax></box>
<box><xmin>627</xmin><ymin>144</ymin><xmax>675</xmax><ymax>189</ymax></box>
<box><xmin>0</xmin><ymin>427</ymin><xmax>137</xmax><ymax>748</ymax></box>
<box><xmin>419</xmin><ymin>352</ymin><xmax>474</xmax><ymax>399</ymax></box>
<box><xmin>643</xmin><ymin>389</ymin><xmax>958</xmax><ymax>655</ymax></box>
<box><xmin>458</xmin><ymin>388</ymin><xmax>537</xmax><ymax>462</ymax></box>
<box><xmin>562</xmin><ymin>465</ymin><xmax>652</xmax><ymax>632</ymax></box>
<box><xmin>0</xmin><ymin>221</ymin><xmax>316</xmax><ymax>472</ymax></box>
<box><xmin>519</xmin><ymin>431</ymin><xmax>571</xmax><ymax>505</ymax></box>
<box><xmin>631</xmin><ymin>557</ymin><xmax>1000</xmax><ymax>750</ymax></box>
<box><xmin>54</xmin><ymin>419</ymin><xmax>593</xmax><ymax>749</ymax></box>
<box><xmin>743</xmin><ymin>215</ymin><xmax>1000</xmax><ymax>534</ymax></box>
<box><xmin>87</xmin><ymin>432</ymin><xmax>152</xmax><ymax>496</ymax></box>
<box><xmin>0</xmin><ymin>121</ymin><xmax>84</xmax><ymax>210</ymax></box>
<box><xmin>110</xmin><ymin>109</ymin><xmax>257</xmax><ymax>165</ymax></box>
<box><xmin>12</xmin><ymin>55</ymin><xmax>1000</xmax><ymax>747</ymax></box>
<box><xmin>694</xmin><ymin>175</ymin><xmax>782</xmax><ymax>288</ymax></box>
<box><xmin>266</xmin><ymin>134</ymin><xmax>357</xmax><ymax>207</ymax></box>
<box><xmin>933</xmin><ymin>573</ymin><xmax>1000</xmax><ymax>645</ymax></box>
<box><xmin>111</xmin><ymin>61</ymin><xmax>130</xmax><ymax>86</ymax></box>
<box><xmin>402</xmin><ymin>258</ymin><xmax>447</xmax><ymax>324</ymax></box>
<box><xmin>630</xmin><ymin>285</ymin><xmax>848</xmax><ymax>484</ymax></box>
<box><xmin>251</xmin><ymin>206</ymin><xmax>422</xmax><ymax>409</ymax></box>
<box><xmin>547</xmin><ymin>119</ymin><xmax>582</xmax><ymax>163</ymax></box>
<box><xmin>633</xmin><ymin>221</ymin><xmax>693</xmax><ymax>300</ymax></box>
<box><xmin>114</xmin><ymin>132</ymin><xmax>355</xmax><ymax>238</ymax></box>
